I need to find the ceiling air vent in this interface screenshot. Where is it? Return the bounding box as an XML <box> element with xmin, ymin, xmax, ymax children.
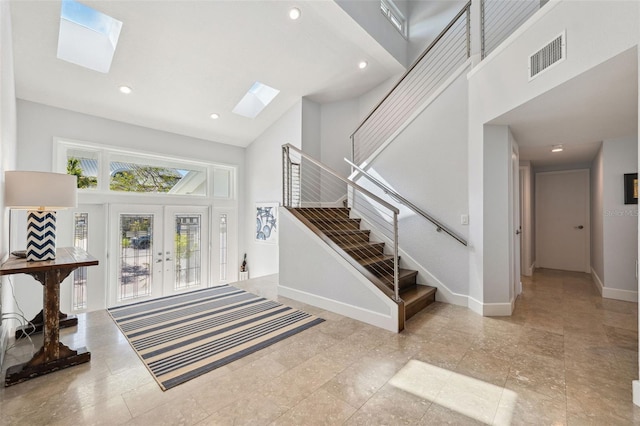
<box><xmin>529</xmin><ymin>31</ymin><xmax>566</xmax><ymax>81</ymax></box>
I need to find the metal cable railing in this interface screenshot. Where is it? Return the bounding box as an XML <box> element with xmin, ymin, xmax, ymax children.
<box><xmin>351</xmin><ymin>1</ymin><xmax>472</xmax><ymax>165</ymax></box>
<box><xmin>283</xmin><ymin>144</ymin><xmax>402</xmax><ymax>302</ymax></box>
<box><xmin>345</xmin><ymin>159</ymin><xmax>467</xmax><ymax>246</ymax></box>
<box><xmin>481</xmin><ymin>0</ymin><xmax>542</xmax><ymax>59</ymax></box>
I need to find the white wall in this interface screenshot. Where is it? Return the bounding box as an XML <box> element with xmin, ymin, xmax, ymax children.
<box><xmin>602</xmin><ymin>136</ymin><xmax>638</xmax><ymax>297</ymax></box>
<box><xmin>320</xmin><ymin>99</ymin><xmax>358</xmax><ymax>178</ymax></box>
<box><xmin>302</xmin><ymin>99</ymin><xmax>321</xmax><ymax>160</ymax></box>
<box><xmin>591</xmin><ymin>145</ymin><xmax>605</xmax><ymax>284</ymax></box>
<box><xmin>0</xmin><ymin>0</ymin><xmax>18</xmax><ymax>356</ymax></box>
<box><xmin>481</xmin><ymin>125</ymin><xmax>513</xmax><ymax>307</ymax></box>
<box><xmin>317</xmin><ymin>74</ymin><xmax>399</xmax><ymax>177</ymax></box>
<box><xmin>407</xmin><ymin>0</ymin><xmax>466</xmax><ymax>64</ymax></box>
<box><xmin>468</xmin><ymin>1</ymin><xmax>640</xmax><ymax>309</ymax></box>
<box><xmin>335</xmin><ymin>0</ymin><xmax>409</xmax><ymax>67</ymax></box>
<box><xmin>245</xmin><ymin>101</ymin><xmax>302</xmax><ymax>278</ymax></box>
<box><xmin>16</xmin><ymin>100</ymin><xmax>244</xmax><ymax>172</ymax></box>
<box><xmin>354</xmin><ymin>70</ymin><xmax>469</xmax><ymax>297</ymax></box>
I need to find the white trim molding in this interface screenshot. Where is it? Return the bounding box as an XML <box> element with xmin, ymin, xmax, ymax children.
<box><xmin>468</xmin><ymin>296</ymin><xmax>514</xmax><ymax>316</ymax></box>
<box><xmin>603</xmin><ymin>287</ymin><xmax>638</xmax><ymax>303</ymax></box>
<box><xmin>591</xmin><ymin>267</ymin><xmax>638</xmax><ymax>302</ymax></box>
<box><xmin>633</xmin><ymin>381</ymin><xmax>640</xmax><ymax>407</ymax></box>
<box><xmin>278</xmin><ymin>285</ymin><xmax>398</xmax><ymax>333</ymax></box>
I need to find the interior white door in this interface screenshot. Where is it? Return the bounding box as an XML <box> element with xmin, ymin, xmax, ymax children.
<box><xmin>536</xmin><ymin>170</ymin><xmax>590</xmax><ymax>272</ymax></box>
<box><xmin>512</xmin><ymin>150</ymin><xmax>521</xmax><ymax>296</ymax></box>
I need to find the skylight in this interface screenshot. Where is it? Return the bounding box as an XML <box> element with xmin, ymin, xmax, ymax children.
<box><xmin>232</xmin><ymin>82</ymin><xmax>280</xmax><ymax>119</ymax></box>
<box><xmin>57</xmin><ymin>0</ymin><xmax>123</xmax><ymax>73</ymax></box>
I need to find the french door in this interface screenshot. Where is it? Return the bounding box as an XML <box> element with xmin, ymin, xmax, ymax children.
<box><xmin>108</xmin><ymin>205</ymin><xmax>209</xmax><ymax>307</ymax></box>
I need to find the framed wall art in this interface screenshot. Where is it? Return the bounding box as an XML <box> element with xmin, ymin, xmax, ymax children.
<box><xmin>624</xmin><ymin>173</ymin><xmax>638</xmax><ymax>205</ymax></box>
<box><xmin>255</xmin><ymin>202</ymin><xmax>278</xmax><ymax>244</ymax></box>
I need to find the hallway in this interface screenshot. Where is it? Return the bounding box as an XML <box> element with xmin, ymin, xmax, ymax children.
<box><xmin>1</xmin><ymin>270</ymin><xmax>638</xmax><ymax>424</ymax></box>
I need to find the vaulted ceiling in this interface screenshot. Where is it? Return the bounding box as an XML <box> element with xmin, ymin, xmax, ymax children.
<box><xmin>10</xmin><ymin>0</ymin><xmax>405</xmax><ymax>147</ymax></box>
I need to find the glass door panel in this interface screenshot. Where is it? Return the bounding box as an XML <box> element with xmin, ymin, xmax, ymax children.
<box><xmin>119</xmin><ymin>214</ymin><xmax>154</xmax><ymax>301</ymax></box>
<box><xmin>174</xmin><ymin>214</ymin><xmax>202</xmax><ymax>290</ymax></box>
<box><xmin>109</xmin><ymin>205</ymin><xmax>163</xmax><ymax>307</ymax></box>
<box><xmin>211</xmin><ymin>207</ymin><xmax>237</xmax><ymax>286</ymax></box>
<box><xmin>163</xmin><ymin>206</ymin><xmax>209</xmax><ymax>295</ymax></box>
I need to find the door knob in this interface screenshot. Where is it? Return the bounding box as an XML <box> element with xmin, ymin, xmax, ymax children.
<box><xmin>575</xmin><ymin>225</ymin><xmax>584</xmax><ymax>229</ymax></box>
<box><xmin>515</xmin><ymin>229</ymin><xmax>521</xmax><ymax>235</ymax></box>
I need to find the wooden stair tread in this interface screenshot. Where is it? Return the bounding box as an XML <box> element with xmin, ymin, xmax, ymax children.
<box><xmin>307</xmin><ymin>217</ymin><xmax>360</xmax><ymax>223</ymax></box>
<box><xmin>290</xmin><ymin>206</ymin><xmax>437</xmax><ymax>330</ymax></box>
<box><xmin>324</xmin><ymin>229</ymin><xmax>369</xmax><ymax>236</ymax></box>
<box><xmin>379</xmin><ymin>269</ymin><xmax>418</xmax><ymax>291</ymax></box>
<box><xmin>401</xmin><ymin>284</ymin><xmax>437</xmax><ymax>303</ymax></box>
<box><xmin>341</xmin><ymin>241</ymin><xmax>384</xmax><ymax>251</ymax></box>
<box><xmin>358</xmin><ymin>255</ymin><xmax>394</xmax><ymax>267</ymax></box>
<box><xmin>402</xmin><ymin>285</ymin><xmax>437</xmax><ymax>321</ymax></box>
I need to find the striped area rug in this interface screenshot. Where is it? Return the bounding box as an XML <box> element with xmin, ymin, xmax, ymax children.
<box><xmin>108</xmin><ymin>285</ymin><xmax>324</xmax><ymax>390</ymax></box>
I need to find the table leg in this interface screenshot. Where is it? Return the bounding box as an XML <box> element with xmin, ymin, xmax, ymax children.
<box><xmin>15</xmin><ymin>310</ymin><xmax>78</xmax><ymax>339</ymax></box>
<box><xmin>4</xmin><ymin>269</ymin><xmax>91</xmax><ymax>387</ymax></box>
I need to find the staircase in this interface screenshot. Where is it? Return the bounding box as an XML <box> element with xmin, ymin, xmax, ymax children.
<box><xmin>290</xmin><ymin>207</ymin><xmax>437</xmax><ymax>323</ymax></box>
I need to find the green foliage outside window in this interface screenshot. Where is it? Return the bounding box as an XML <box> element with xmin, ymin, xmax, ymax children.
<box><xmin>67</xmin><ymin>157</ymin><xmax>98</xmax><ymax>189</ymax></box>
<box><xmin>110</xmin><ymin>167</ymin><xmax>181</xmax><ymax>193</ymax></box>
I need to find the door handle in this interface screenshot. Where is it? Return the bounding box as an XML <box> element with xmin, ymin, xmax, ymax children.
<box><xmin>575</xmin><ymin>225</ymin><xmax>584</xmax><ymax>230</ymax></box>
<box><xmin>515</xmin><ymin>229</ymin><xmax>521</xmax><ymax>235</ymax></box>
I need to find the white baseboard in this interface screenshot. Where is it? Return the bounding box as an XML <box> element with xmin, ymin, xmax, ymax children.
<box><xmin>591</xmin><ymin>268</ymin><xmax>604</xmax><ymax>295</ymax></box>
<box><xmin>603</xmin><ymin>287</ymin><xmax>638</xmax><ymax>303</ymax></box>
<box><xmin>468</xmin><ymin>296</ymin><xmax>514</xmax><ymax>316</ymax></box>
<box><xmin>278</xmin><ymin>284</ymin><xmax>398</xmax><ymax>333</ymax></box>
<box><xmin>633</xmin><ymin>381</ymin><xmax>640</xmax><ymax>407</ymax></box>
<box><xmin>591</xmin><ymin>268</ymin><xmax>637</xmax><ymax>302</ymax></box>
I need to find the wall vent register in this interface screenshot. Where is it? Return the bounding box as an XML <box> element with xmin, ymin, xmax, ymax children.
<box><xmin>529</xmin><ymin>31</ymin><xmax>566</xmax><ymax>80</ymax></box>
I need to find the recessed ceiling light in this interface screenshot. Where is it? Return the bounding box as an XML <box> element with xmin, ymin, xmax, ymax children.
<box><xmin>289</xmin><ymin>7</ymin><xmax>301</xmax><ymax>20</ymax></box>
<box><xmin>210</xmin><ymin>113</ymin><xmax>220</xmax><ymax>120</ymax></box>
<box><xmin>359</xmin><ymin>61</ymin><xmax>368</xmax><ymax>69</ymax></box>
<box><xmin>119</xmin><ymin>86</ymin><xmax>132</xmax><ymax>94</ymax></box>
<box><xmin>551</xmin><ymin>144</ymin><xmax>564</xmax><ymax>153</ymax></box>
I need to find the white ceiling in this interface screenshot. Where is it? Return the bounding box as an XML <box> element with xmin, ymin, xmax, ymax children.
<box><xmin>490</xmin><ymin>47</ymin><xmax>638</xmax><ymax>168</ymax></box>
<box><xmin>10</xmin><ymin>0</ymin><xmax>405</xmax><ymax>147</ymax></box>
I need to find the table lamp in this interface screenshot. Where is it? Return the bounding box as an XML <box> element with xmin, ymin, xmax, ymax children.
<box><xmin>5</xmin><ymin>171</ymin><xmax>77</xmax><ymax>261</ymax></box>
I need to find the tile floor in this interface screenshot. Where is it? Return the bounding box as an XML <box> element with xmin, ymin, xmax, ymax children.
<box><xmin>1</xmin><ymin>269</ymin><xmax>639</xmax><ymax>425</ymax></box>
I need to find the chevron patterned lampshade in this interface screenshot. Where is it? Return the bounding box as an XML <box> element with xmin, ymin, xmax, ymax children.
<box><xmin>5</xmin><ymin>171</ymin><xmax>77</xmax><ymax>261</ymax></box>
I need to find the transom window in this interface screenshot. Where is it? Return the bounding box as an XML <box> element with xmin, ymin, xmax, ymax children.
<box><xmin>55</xmin><ymin>140</ymin><xmax>235</xmax><ymax>199</ymax></box>
<box><xmin>380</xmin><ymin>0</ymin><xmax>407</xmax><ymax>38</ymax></box>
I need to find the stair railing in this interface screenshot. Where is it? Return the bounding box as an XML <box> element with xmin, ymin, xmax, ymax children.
<box><xmin>481</xmin><ymin>0</ymin><xmax>544</xmax><ymax>59</ymax></box>
<box><xmin>283</xmin><ymin>144</ymin><xmax>402</xmax><ymax>302</ymax></box>
<box><xmin>350</xmin><ymin>1</ymin><xmax>472</xmax><ymax>165</ymax></box>
<box><xmin>345</xmin><ymin>159</ymin><xmax>467</xmax><ymax>246</ymax></box>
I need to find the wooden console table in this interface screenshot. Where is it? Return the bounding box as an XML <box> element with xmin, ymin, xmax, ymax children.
<box><xmin>1</xmin><ymin>247</ymin><xmax>98</xmax><ymax>386</ymax></box>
